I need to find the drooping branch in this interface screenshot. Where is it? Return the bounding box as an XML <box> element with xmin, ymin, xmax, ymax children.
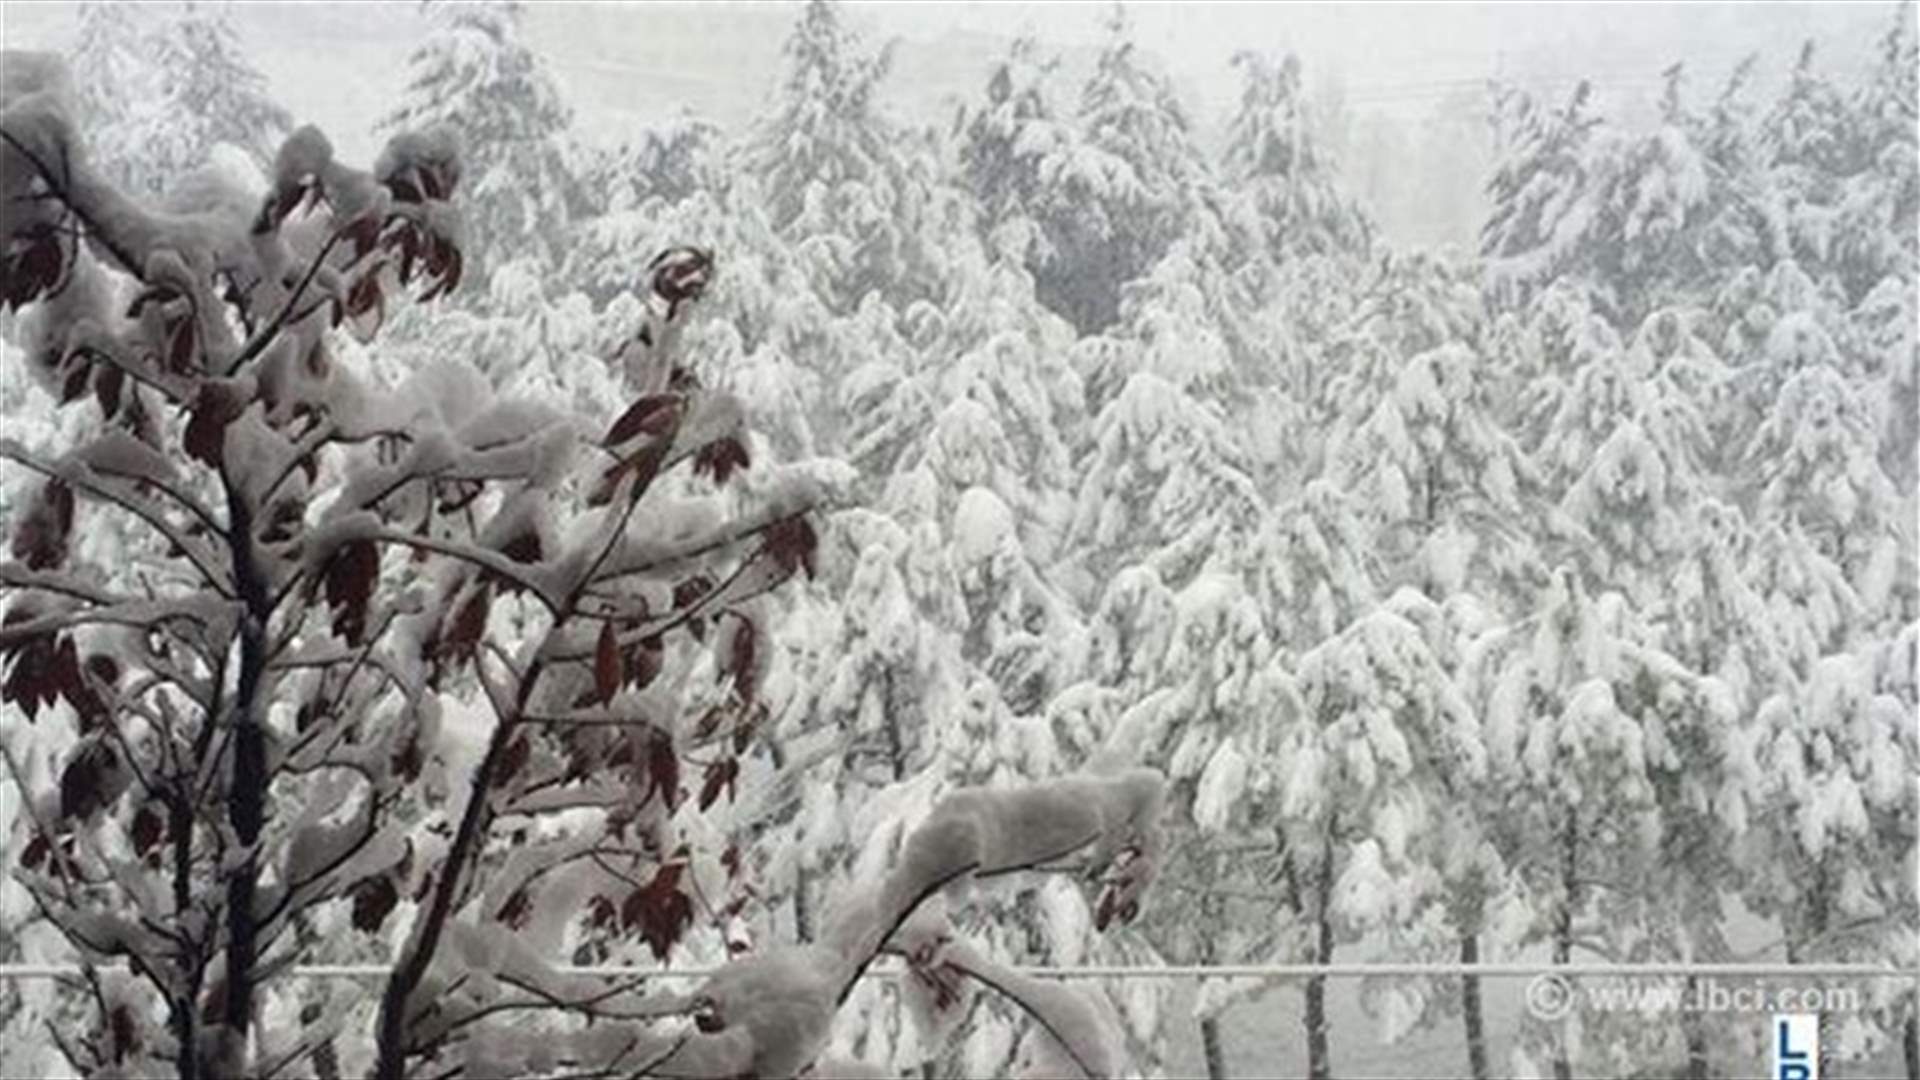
<box><xmin>0</xmin><ymin>441</ymin><xmax>235</xmax><ymax>598</ymax></box>
<box><xmin>0</xmin><ymin>602</ymin><xmax>218</xmax><ymax>651</ymax></box>
<box><xmin>366</xmin><ymin>528</ymin><xmax>563</xmax><ymax>616</ymax></box>
<box><xmin>945</xmin><ymin>951</ymin><xmax>1115</xmax><ymax>1080</ymax></box>
<box><xmin>0</xmin><ymin>126</ymin><xmax>143</xmax><ymax>276</ymax></box>
<box><xmin>0</xmin><ymin>564</ymin><xmax>130</xmax><ymax>607</ymax></box>
<box><xmin>642</xmin><ymin>771</ymin><xmax>1167</xmax><ymax>1079</ymax></box>
<box><xmin>223</xmin><ymin>223</ymin><xmax>353</xmax><ymax>377</ymax></box>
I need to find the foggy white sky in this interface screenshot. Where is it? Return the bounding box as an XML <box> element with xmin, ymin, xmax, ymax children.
<box><xmin>0</xmin><ymin>1</ymin><xmax>1896</xmax><ymax>246</ymax></box>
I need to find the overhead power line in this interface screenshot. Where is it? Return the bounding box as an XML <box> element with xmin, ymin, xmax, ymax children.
<box><xmin>1</xmin><ymin>961</ymin><xmax>1911</xmax><ymax>981</ymax></box>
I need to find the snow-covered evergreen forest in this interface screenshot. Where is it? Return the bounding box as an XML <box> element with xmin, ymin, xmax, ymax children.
<box><xmin>1</xmin><ymin>2</ymin><xmax>1915</xmax><ymax>1078</ymax></box>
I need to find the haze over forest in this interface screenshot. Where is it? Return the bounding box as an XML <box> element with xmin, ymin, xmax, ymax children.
<box><xmin>1</xmin><ymin>1</ymin><xmax>1892</xmax><ymax>247</ymax></box>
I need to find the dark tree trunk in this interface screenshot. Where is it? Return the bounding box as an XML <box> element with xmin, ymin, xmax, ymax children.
<box><xmin>1461</xmin><ymin>933</ymin><xmax>1489</xmax><ymax>1080</ymax></box>
<box><xmin>1304</xmin><ymin>952</ymin><xmax>1330</xmax><ymax>1079</ymax></box>
<box><xmin>1684</xmin><ymin>974</ymin><xmax>1709</xmax><ymax>1080</ymax></box>
<box><xmin>1306</xmin><ymin>839</ymin><xmax>1336</xmax><ymax>1080</ymax></box>
<box><xmin>169</xmin><ymin>788</ymin><xmax>203</xmax><ymax>1080</ymax></box>
<box><xmin>221</xmin><ymin>486</ymin><xmax>272</xmax><ymax>1073</ymax></box>
<box><xmin>1902</xmin><ymin>1003</ymin><xmax>1918</xmax><ymax>1080</ymax></box>
<box><xmin>1426</xmin><ymin>459</ymin><xmax>1441</xmax><ymax>528</ymax></box>
<box><xmin>883</xmin><ymin>667</ymin><xmax>906</xmax><ymax>783</ymax></box>
<box><xmin>1810</xmin><ymin>861</ymin><xmax>1835</xmax><ymax>1080</ymax></box>
<box><xmin>374</xmin><ymin>656</ymin><xmax>544</xmax><ymax>1080</ymax></box>
<box><xmin>794</xmin><ymin>864</ymin><xmax>814</xmax><ymax>943</ymax></box>
<box><xmin>1553</xmin><ymin>806</ymin><xmax>1580</xmax><ymax>1080</ymax></box>
<box><xmin>1202</xmin><ymin>1015</ymin><xmax>1229</xmax><ymax>1080</ymax></box>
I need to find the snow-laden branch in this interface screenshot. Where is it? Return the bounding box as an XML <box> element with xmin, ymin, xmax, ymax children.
<box><xmin>643</xmin><ymin>769</ymin><xmax>1166</xmax><ymax>1080</ymax></box>
<box><xmin>0</xmin><ymin>439</ymin><xmax>234</xmax><ymax>598</ymax></box>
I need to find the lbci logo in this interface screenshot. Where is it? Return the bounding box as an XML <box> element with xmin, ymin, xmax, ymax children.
<box><xmin>1773</xmin><ymin>1014</ymin><xmax>1820</xmax><ymax>1080</ymax></box>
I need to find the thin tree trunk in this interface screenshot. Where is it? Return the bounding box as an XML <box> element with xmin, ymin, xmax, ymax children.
<box><xmin>1819</xmin><ymin>1009</ymin><xmax>1836</xmax><ymax>1080</ymax></box>
<box><xmin>1202</xmin><ymin>1015</ymin><xmax>1229</xmax><ymax>1080</ymax></box>
<box><xmin>1684</xmin><ymin>974</ymin><xmax>1709</xmax><ymax>1080</ymax></box>
<box><xmin>220</xmin><ymin>487</ymin><xmax>272</xmax><ymax>1074</ymax></box>
<box><xmin>1426</xmin><ymin>459</ymin><xmax>1441</xmax><ymax>528</ymax></box>
<box><xmin>1461</xmin><ymin>934</ymin><xmax>1489</xmax><ymax>1080</ymax></box>
<box><xmin>795</xmin><ymin>864</ymin><xmax>813</xmax><ymax>943</ymax></box>
<box><xmin>883</xmin><ymin>667</ymin><xmax>906</xmax><ymax>783</ymax></box>
<box><xmin>1305</xmin><ymin>946</ymin><xmax>1331</xmax><ymax>1079</ymax></box>
<box><xmin>1902</xmin><ymin>1001</ymin><xmax>1917</xmax><ymax>1080</ymax></box>
<box><xmin>169</xmin><ymin>788</ymin><xmax>203</xmax><ymax>1080</ymax></box>
<box><xmin>173</xmin><ymin>647</ymin><xmax>230</xmax><ymax>1080</ymax></box>
<box><xmin>1306</xmin><ymin>838</ymin><xmax>1335</xmax><ymax>1080</ymax></box>
<box><xmin>1197</xmin><ymin>845</ymin><xmax>1231</xmax><ymax>1080</ymax></box>
<box><xmin>374</xmin><ymin>653</ymin><xmax>549</xmax><ymax>1080</ymax></box>
<box><xmin>1811</xmin><ymin>861</ymin><xmax>1835</xmax><ymax>1080</ymax></box>
<box><xmin>1553</xmin><ymin>806</ymin><xmax>1579</xmax><ymax>1080</ymax></box>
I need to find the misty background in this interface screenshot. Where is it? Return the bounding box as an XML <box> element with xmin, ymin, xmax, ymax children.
<box><xmin>1</xmin><ymin>1</ymin><xmax>1892</xmax><ymax>248</ymax></box>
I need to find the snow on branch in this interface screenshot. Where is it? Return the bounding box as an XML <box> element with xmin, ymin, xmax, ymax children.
<box><xmin>1</xmin><ymin>49</ymin><xmax>833</xmax><ymax>1080</ymax></box>
<box><xmin>637</xmin><ymin>770</ymin><xmax>1166</xmax><ymax>1079</ymax></box>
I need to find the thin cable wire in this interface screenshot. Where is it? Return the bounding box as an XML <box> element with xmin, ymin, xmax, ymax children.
<box><xmin>0</xmin><ymin>961</ymin><xmax>1911</xmax><ymax>981</ymax></box>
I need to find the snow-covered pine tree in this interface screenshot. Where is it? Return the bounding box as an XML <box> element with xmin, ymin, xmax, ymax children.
<box><xmin>1849</xmin><ymin>270</ymin><xmax>1918</xmax><ymax>492</ymax></box>
<box><xmin>1748</xmin><ymin>648</ymin><xmax>1918</xmax><ymax>1078</ymax></box>
<box><xmin>750</xmin><ymin>0</ymin><xmax>890</xmax><ymax>237</ymax></box>
<box><xmin>1042</xmin><ymin>5</ymin><xmax>1213</xmax><ymax>334</ymax></box>
<box><xmin>806</xmin><ymin>325</ymin><xmax>1114</xmax><ymax>1075</ymax></box>
<box><xmin>1689</xmin><ymin>53</ymin><xmax>1773</xmax><ymax>268</ymax></box>
<box><xmin>1325</xmin><ymin>341</ymin><xmax>1544</xmax><ymax>606</ymax></box>
<box><xmin>1045</xmin><ymin>238</ymin><xmax>1307</xmax><ymax>1077</ymax></box>
<box><xmin>1826</xmin><ymin>10</ymin><xmax>1918</xmax><ymax>305</ymax></box>
<box><xmin>1481</xmin><ymin>80</ymin><xmax>1606</xmax><ymax>315</ymax></box>
<box><xmin>1062</xmin><ymin>370</ymin><xmax>1270</xmax><ymax>609</ymax></box>
<box><xmin>1222</xmin><ymin>51</ymin><xmax>1372</xmax><ymax>263</ymax></box>
<box><xmin>1212</xmin><ymin>49</ymin><xmax>1383</xmax><ymax>493</ymax></box>
<box><xmin>378</xmin><ymin>0</ymin><xmax>576</xmax><ymax>290</ymax></box>
<box><xmin>957</xmin><ymin>33</ymin><xmax>1154</xmax><ymax>340</ymax></box>
<box><xmin>1742</xmin><ymin>361</ymin><xmax>1913</xmax><ymax>630</ymax></box>
<box><xmin>1865</xmin><ymin>621</ymin><xmax>1920</xmax><ymax>1079</ymax></box>
<box><xmin>857</xmin><ymin>218</ymin><xmax>1083</xmax><ymax>544</ymax></box>
<box><xmin>1583</xmin><ymin>66</ymin><xmax>1718</xmax><ymax>324</ymax></box>
<box><xmin>748</xmin><ymin>0</ymin><xmax>936</xmax><ymax>313</ymax></box>
<box><xmin>1758</xmin><ymin>41</ymin><xmax>1858</xmax><ymax>250</ymax></box>
<box><xmin>1310</xmin><ymin>249</ymin><xmax>1487</xmax><ymax>468</ymax></box>
<box><xmin>1266</xmin><ymin>607</ymin><xmax>1486</xmax><ymax>1080</ymax></box>
<box><xmin>1831</xmin><ymin>11</ymin><xmax>1919</xmax><ymax>494</ymax></box>
<box><xmin>1482</xmin><ymin>277</ymin><xmax>1613</xmax><ymax>450</ymax></box>
<box><xmin>1072</xmin><ymin>236</ymin><xmax>1254</xmax><ymax>426</ymax></box>
<box><xmin>1523</xmin><ymin>301</ymin><xmax>1733</xmax><ymax>627</ymax></box>
<box><xmin>1463</xmin><ymin>571</ymin><xmax>1745</xmax><ymax>1080</ymax></box>
<box><xmin>1252</xmin><ymin>248</ymin><xmax>1370</xmax><ymax>481</ymax></box>
<box><xmin>149</xmin><ymin>3</ymin><xmax>292</xmax><ymax>176</ymax></box>
<box><xmin>1095</xmin><ymin>570</ymin><xmax>1290</xmax><ymax>1079</ymax></box>
<box><xmin>1483</xmin><ymin>66</ymin><xmax>1737</xmax><ymax>328</ymax></box>
<box><xmin>1266</xmin><ymin>479</ymin><xmax>1385</xmax><ymax>657</ymax></box>
<box><xmin>571</xmin><ymin>112</ymin><xmax>722</xmax><ymax>220</ymax></box>
<box><xmin>66</xmin><ymin>1</ymin><xmax>291</xmax><ymax>200</ymax></box>
<box><xmin>956</xmin><ymin>37</ymin><xmax>1066</xmax><ymax>242</ymax></box>
<box><xmin>1665</xmin><ymin>499</ymin><xmax>1795</xmax><ymax>709</ymax></box>
<box><xmin>65</xmin><ymin>1</ymin><xmax>152</xmax><ymax>196</ymax></box>
<box><xmin>1372</xmin><ymin>587</ymin><xmax>1513</xmax><ymax>1080</ymax></box>
<box><xmin>1549</xmin><ymin>373</ymin><xmax>1714</xmax><ymax>617</ymax></box>
<box><xmin>906</xmin><ymin>470</ymin><xmax>1083</xmax><ymax>720</ymax></box>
